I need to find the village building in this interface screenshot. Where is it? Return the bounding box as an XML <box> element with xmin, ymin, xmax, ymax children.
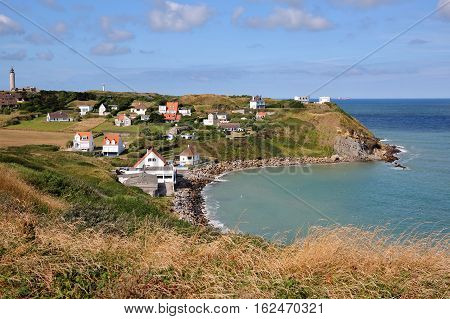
<box><xmin>250</xmin><ymin>95</ymin><xmax>266</xmax><ymax>109</ymax></box>
<box><xmin>79</xmin><ymin>105</ymin><xmax>93</xmax><ymax>116</ymax></box>
<box><xmin>158</xmin><ymin>105</ymin><xmax>167</xmax><ymax>114</ymax></box>
<box><xmin>122</xmin><ymin>173</ymin><xmax>158</xmax><ymax>196</ymax></box>
<box><xmin>179</xmin><ymin>108</ymin><xmax>192</xmax><ymax>116</ymax></box>
<box><xmin>166</xmin><ymin>101</ymin><xmax>179</xmax><ymax>114</ymax></box>
<box><xmin>179</xmin><ymin>145</ymin><xmax>200</xmax><ymax>166</ymax></box>
<box><xmin>219</xmin><ymin>122</ymin><xmax>243</xmax><ymax>132</ymax></box>
<box><xmin>256</xmin><ymin>111</ymin><xmax>267</xmax><ymax>120</ymax></box>
<box><xmin>130</xmin><ymin>101</ymin><xmax>149</xmax><ymax>116</ymax></box>
<box><xmin>110</xmin><ymin>105</ymin><xmax>118</xmax><ymax>111</ymax></box>
<box><xmin>47</xmin><ymin>111</ymin><xmax>72</xmax><ymax>122</ymax></box>
<box><xmin>217</xmin><ymin>113</ymin><xmax>229</xmax><ymax>123</ymax></box>
<box><xmin>203</xmin><ymin>113</ymin><xmax>219</xmax><ymax>126</ymax></box>
<box><xmin>114</xmin><ymin>114</ymin><xmax>132</xmax><ymax>127</ymax></box>
<box><xmin>102</xmin><ymin>134</ymin><xmax>125</xmax><ymax>157</ymax></box>
<box><xmin>163</xmin><ymin>113</ymin><xmax>181</xmax><ymax>122</ymax></box>
<box><xmin>117</xmin><ymin>148</ymin><xmax>177</xmax><ymax>195</ymax></box>
<box><xmin>0</xmin><ymin>92</ymin><xmax>17</xmax><ymax>108</ymax></box>
<box><xmin>319</xmin><ymin>96</ymin><xmax>331</xmax><ymax>104</ymax></box>
<box><xmin>98</xmin><ymin>103</ymin><xmax>108</xmax><ymax>116</ymax></box>
<box><xmin>73</xmin><ymin>132</ymin><xmax>94</xmax><ymax>152</ymax></box>
<box><xmin>294</xmin><ymin>96</ymin><xmax>310</xmax><ymax>103</ymax></box>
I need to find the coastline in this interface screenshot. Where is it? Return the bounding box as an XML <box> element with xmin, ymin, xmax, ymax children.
<box><xmin>173</xmin><ymin>147</ymin><xmax>400</xmax><ymax>226</ymax></box>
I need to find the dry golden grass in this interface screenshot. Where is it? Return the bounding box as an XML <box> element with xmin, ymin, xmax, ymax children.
<box><xmin>0</xmin><ymin>129</ymin><xmax>72</xmax><ymax>148</ymax></box>
<box><xmin>69</xmin><ymin>118</ymin><xmax>105</xmax><ymax>132</ymax></box>
<box><xmin>0</xmin><ymin>163</ymin><xmax>448</xmax><ymax>299</ymax></box>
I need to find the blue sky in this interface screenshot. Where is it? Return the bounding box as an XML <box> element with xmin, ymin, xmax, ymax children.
<box><xmin>0</xmin><ymin>0</ymin><xmax>449</xmax><ymax>98</ymax></box>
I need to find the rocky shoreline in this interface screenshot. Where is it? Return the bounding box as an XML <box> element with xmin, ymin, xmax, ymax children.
<box><xmin>173</xmin><ymin>143</ymin><xmax>400</xmax><ymax>226</ymax></box>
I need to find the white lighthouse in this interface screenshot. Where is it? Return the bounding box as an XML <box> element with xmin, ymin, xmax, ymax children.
<box><xmin>9</xmin><ymin>67</ymin><xmax>16</xmax><ymax>91</ymax></box>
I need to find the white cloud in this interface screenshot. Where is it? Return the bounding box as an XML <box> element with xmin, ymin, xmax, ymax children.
<box><xmin>90</xmin><ymin>43</ymin><xmax>131</xmax><ymax>56</ymax></box>
<box><xmin>100</xmin><ymin>16</ymin><xmax>134</xmax><ymax>42</ymax></box>
<box><xmin>232</xmin><ymin>6</ymin><xmax>245</xmax><ymax>25</ymax></box>
<box><xmin>149</xmin><ymin>1</ymin><xmax>211</xmax><ymax>32</ymax></box>
<box><xmin>36</xmin><ymin>51</ymin><xmax>54</xmax><ymax>61</ymax></box>
<box><xmin>0</xmin><ymin>14</ymin><xmax>24</xmax><ymax>36</ymax></box>
<box><xmin>438</xmin><ymin>0</ymin><xmax>450</xmax><ymax>20</ymax></box>
<box><xmin>0</xmin><ymin>49</ymin><xmax>27</xmax><ymax>60</ymax></box>
<box><xmin>330</xmin><ymin>0</ymin><xmax>395</xmax><ymax>7</ymax></box>
<box><xmin>246</xmin><ymin>7</ymin><xmax>332</xmax><ymax>31</ymax></box>
<box><xmin>51</xmin><ymin>21</ymin><xmax>68</xmax><ymax>35</ymax></box>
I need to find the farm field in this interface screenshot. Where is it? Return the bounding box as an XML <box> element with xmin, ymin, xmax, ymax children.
<box><xmin>0</xmin><ymin>129</ymin><xmax>72</xmax><ymax>148</ymax></box>
<box><xmin>5</xmin><ymin>116</ymin><xmax>75</xmax><ymax>132</ymax></box>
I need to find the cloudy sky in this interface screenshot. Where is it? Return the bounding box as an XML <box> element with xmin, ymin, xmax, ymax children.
<box><xmin>0</xmin><ymin>0</ymin><xmax>449</xmax><ymax>97</ymax></box>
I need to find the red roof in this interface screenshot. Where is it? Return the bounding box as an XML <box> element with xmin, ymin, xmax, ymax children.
<box><xmin>133</xmin><ymin>148</ymin><xmax>167</xmax><ymax>168</ymax></box>
<box><xmin>103</xmin><ymin>133</ymin><xmax>121</xmax><ymax>145</ymax></box>
<box><xmin>163</xmin><ymin>113</ymin><xmax>181</xmax><ymax>121</ymax></box>
<box><xmin>117</xmin><ymin>114</ymin><xmax>128</xmax><ymax>121</ymax></box>
<box><xmin>166</xmin><ymin>101</ymin><xmax>179</xmax><ymax>113</ymax></box>
<box><xmin>76</xmin><ymin>132</ymin><xmax>92</xmax><ymax>138</ymax></box>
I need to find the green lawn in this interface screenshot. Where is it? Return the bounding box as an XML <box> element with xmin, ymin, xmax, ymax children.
<box><xmin>5</xmin><ymin>116</ymin><xmax>76</xmax><ymax>132</ymax></box>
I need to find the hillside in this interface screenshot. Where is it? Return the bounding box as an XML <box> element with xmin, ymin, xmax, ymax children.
<box><xmin>0</xmin><ymin>146</ymin><xmax>448</xmax><ymax>298</ymax></box>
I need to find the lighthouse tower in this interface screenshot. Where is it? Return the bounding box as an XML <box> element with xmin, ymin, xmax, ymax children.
<box><xmin>9</xmin><ymin>67</ymin><xmax>16</xmax><ymax>91</ymax></box>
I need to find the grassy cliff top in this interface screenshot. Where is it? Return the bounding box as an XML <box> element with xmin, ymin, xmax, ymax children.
<box><xmin>0</xmin><ymin>145</ymin><xmax>448</xmax><ymax>298</ymax></box>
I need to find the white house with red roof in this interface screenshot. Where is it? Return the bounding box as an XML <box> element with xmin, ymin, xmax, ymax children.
<box><xmin>133</xmin><ymin>148</ymin><xmax>167</xmax><ymax>169</ymax></box>
<box><xmin>73</xmin><ymin>132</ymin><xmax>94</xmax><ymax>152</ymax></box>
<box><xmin>114</xmin><ymin>114</ymin><xmax>131</xmax><ymax>127</ymax></box>
<box><xmin>102</xmin><ymin>134</ymin><xmax>124</xmax><ymax>157</ymax></box>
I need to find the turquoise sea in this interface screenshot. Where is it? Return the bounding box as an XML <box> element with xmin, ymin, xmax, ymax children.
<box><xmin>203</xmin><ymin>99</ymin><xmax>450</xmax><ymax>241</ymax></box>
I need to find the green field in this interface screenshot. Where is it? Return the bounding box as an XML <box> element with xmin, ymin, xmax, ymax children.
<box><xmin>5</xmin><ymin>116</ymin><xmax>76</xmax><ymax>132</ymax></box>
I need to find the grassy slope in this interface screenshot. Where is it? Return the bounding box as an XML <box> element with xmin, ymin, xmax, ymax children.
<box><xmin>0</xmin><ymin>146</ymin><xmax>448</xmax><ymax>299</ymax></box>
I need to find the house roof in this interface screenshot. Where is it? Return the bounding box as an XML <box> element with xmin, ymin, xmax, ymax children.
<box><xmin>166</xmin><ymin>101</ymin><xmax>179</xmax><ymax>108</ymax></box>
<box><xmin>256</xmin><ymin>112</ymin><xmax>266</xmax><ymax>117</ymax></box>
<box><xmin>48</xmin><ymin>111</ymin><xmax>69</xmax><ymax>119</ymax></box>
<box><xmin>133</xmin><ymin>148</ymin><xmax>167</xmax><ymax>168</ymax></box>
<box><xmin>131</xmin><ymin>100</ymin><xmax>151</xmax><ymax>108</ymax></box>
<box><xmin>163</xmin><ymin>113</ymin><xmax>181</xmax><ymax>121</ymax></box>
<box><xmin>76</xmin><ymin>132</ymin><xmax>92</xmax><ymax>138</ymax></box>
<box><xmin>117</xmin><ymin>114</ymin><xmax>129</xmax><ymax>121</ymax></box>
<box><xmin>219</xmin><ymin>123</ymin><xmax>241</xmax><ymax>129</ymax></box>
<box><xmin>103</xmin><ymin>133</ymin><xmax>121</xmax><ymax>145</ymax></box>
<box><xmin>180</xmin><ymin>145</ymin><xmax>198</xmax><ymax>157</ymax></box>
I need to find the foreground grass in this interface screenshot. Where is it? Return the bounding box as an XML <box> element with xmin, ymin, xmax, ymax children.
<box><xmin>0</xmin><ymin>146</ymin><xmax>448</xmax><ymax>299</ymax></box>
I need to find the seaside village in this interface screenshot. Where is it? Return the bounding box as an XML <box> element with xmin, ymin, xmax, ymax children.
<box><xmin>1</xmin><ymin>68</ymin><xmax>332</xmax><ymax>197</ymax></box>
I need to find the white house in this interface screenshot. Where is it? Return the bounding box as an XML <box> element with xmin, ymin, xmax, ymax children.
<box><xmin>179</xmin><ymin>145</ymin><xmax>200</xmax><ymax>166</ymax></box>
<box><xmin>73</xmin><ymin>132</ymin><xmax>94</xmax><ymax>152</ymax></box>
<box><xmin>47</xmin><ymin>111</ymin><xmax>72</xmax><ymax>122</ymax></box>
<box><xmin>102</xmin><ymin>134</ymin><xmax>125</xmax><ymax>157</ymax></box>
<box><xmin>179</xmin><ymin>108</ymin><xmax>191</xmax><ymax>116</ymax></box>
<box><xmin>110</xmin><ymin>105</ymin><xmax>118</xmax><ymax>111</ymax></box>
<box><xmin>79</xmin><ymin>105</ymin><xmax>93</xmax><ymax>116</ymax></box>
<box><xmin>217</xmin><ymin>113</ymin><xmax>229</xmax><ymax>123</ymax></box>
<box><xmin>99</xmin><ymin>103</ymin><xmax>108</xmax><ymax>116</ymax></box>
<box><xmin>294</xmin><ymin>96</ymin><xmax>310</xmax><ymax>103</ymax></box>
<box><xmin>115</xmin><ymin>114</ymin><xmax>132</xmax><ymax>127</ymax></box>
<box><xmin>319</xmin><ymin>97</ymin><xmax>331</xmax><ymax>104</ymax></box>
<box><xmin>158</xmin><ymin>105</ymin><xmax>167</xmax><ymax>114</ymax></box>
<box><xmin>219</xmin><ymin>123</ymin><xmax>243</xmax><ymax>132</ymax></box>
<box><xmin>250</xmin><ymin>95</ymin><xmax>265</xmax><ymax>109</ymax></box>
<box><xmin>130</xmin><ymin>104</ymin><xmax>148</xmax><ymax>116</ymax></box>
<box><xmin>203</xmin><ymin>113</ymin><xmax>218</xmax><ymax>126</ymax></box>
<box><xmin>132</xmin><ymin>148</ymin><xmax>177</xmax><ymax>185</ymax></box>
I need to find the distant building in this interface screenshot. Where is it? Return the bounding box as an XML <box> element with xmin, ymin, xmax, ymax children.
<box><xmin>47</xmin><ymin>111</ymin><xmax>72</xmax><ymax>122</ymax></box>
<box><xmin>219</xmin><ymin>122</ymin><xmax>243</xmax><ymax>132</ymax></box>
<box><xmin>115</xmin><ymin>114</ymin><xmax>132</xmax><ymax>127</ymax></box>
<box><xmin>98</xmin><ymin>103</ymin><xmax>108</xmax><ymax>116</ymax></box>
<box><xmin>163</xmin><ymin>113</ymin><xmax>181</xmax><ymax>122</ymax></box>
<box><xmin>250</xmin><ymin>95</ymin><xmax>265</xmax><ymax>109</ymax></box>
<box><xmin>217</xmin><ymin>113</ymin><xmax>229</xmax><ymax>123</ymax></box>
<box><xmin>0</xmin><ymin>92</ymin><xmax>17</xmax><ymax>108</ymax></box>
<box><xmin>110</xmin><ymin>105</ymin><xmax>118</xmax><ymax>111</ymax></box>
<box><xmin>294</xmin><ymin>96</ymin><xmax>310</xmax><ymax>103</ymax></box>
<box><xmin>158</xmin><ymin>105</ymin><xmax>167</xmax><ymax>114</ymax></box>
<box><xmin>9</xmin><ymin>67</ymin><xmax>15</xmax><ymax>91</ymax></box>
<box><xmin>130</xmin><ymin>101</ymin><xmax>149</xmax><ymax>115</ymax></box>
<box><xmin>179</xmin><ymin>145</ymin><xmax>200</xmax><ymax>166</ymax></box>
<box><xmin>102</xmin><ymin>133</ymin><xmax>125</xmax><ymax>157</ymax></box>
<box><xmin>256</xmin><ymin>111</ymin><xmax>267</xmax><ymax>120</ymax></box>
<box><xmin>73</xmin><ymin>132</ymin><xmax>94</xmax><ymax>152</ymax></box>
<box><xmin>319</xmin><ymin>97</ymin><xmax>331</xmax><ymax>104</ymax></box>
<box><xmin>179</xmin><ymin>108</ymin><xmax>191</xmax><ymax>116</ymax></box>
<box><xmin>166</xmin><ymin>101</ymin><xmax>179</xmax><ymax>114</ymax></box>
<box><xmin>79</xmin><ymin>105</ymin><xmax>93</xmax><ymax>116</ymax></box>
<box><xmin>203</xmin><ymin>113</ymin><xmax>218</xmax><ymax>126</ymax></box>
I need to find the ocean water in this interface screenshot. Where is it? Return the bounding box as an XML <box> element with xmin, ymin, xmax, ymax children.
<box><xmin>203</xmin><ymin>99</ymin><xmax>450</xmax><ymax>241</ymax></box>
